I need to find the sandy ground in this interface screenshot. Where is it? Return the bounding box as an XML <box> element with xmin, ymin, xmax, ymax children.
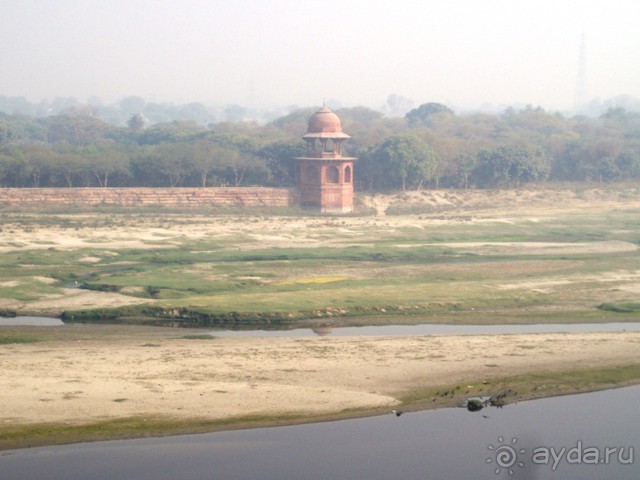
<box><xmin>4</xmin><ymin>186</ymin><xmax>640</xmax><ymax>254</ymax></box>
<box><xmin>7</xmin><ymin>288</ymin><xmax>154</xmax><ymax>313</ymax></box>
<box><xmin>1</xmin><ymin>330</ymin><xmax>639</xmax><ymax>426</ymax></box>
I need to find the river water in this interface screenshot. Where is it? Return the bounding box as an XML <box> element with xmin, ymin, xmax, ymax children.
<box><xmin>0</xmin><ymin>316</ymin><xmax>65</xmax><ymax>327</ymax></box>
<box><xmin>208</xmin><ymin>321</ymin><xmax>640</xmax><ymax>337</ymax></box>
<box><xmin>4</xmin><ymin>316</ymin><xmax>640</xmax><ymax>337</ymax></box>
<box><xmin>1</xmin><ymin>386</ymin><xmax>638</xmax><ymax>480</ymax></box>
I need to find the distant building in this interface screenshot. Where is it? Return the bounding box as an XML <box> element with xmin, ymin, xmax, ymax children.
<box><xmin>295</xmin><ymin>105</ymin><xmax>356</xmax><ymax>213</ymax></box>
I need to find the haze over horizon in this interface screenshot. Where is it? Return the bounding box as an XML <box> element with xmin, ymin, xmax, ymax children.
<box><xmin>2</xmin><ymin>0</ymin><xmax>640</xmax><ymax>113</ymax></box>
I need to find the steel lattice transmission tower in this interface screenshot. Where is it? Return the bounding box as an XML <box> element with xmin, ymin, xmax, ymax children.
<box><xmin>574</xmin><ymin>33</ymin><xmax>589</xmax><ymax>112</ymax></box>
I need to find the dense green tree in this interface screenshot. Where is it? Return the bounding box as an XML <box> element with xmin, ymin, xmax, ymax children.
<box><xmin>0</xmin><ymin>122</ymin><xmax>16</xmax><ymax>145</ymax></box>
<box><xmin>557</xmin><ymin>131</ymin><xmax>623</xmax><ymax>182</ymax></box>
<box><xmin>137</xmin><ymin>121</ymin><xmax>203</xmax><ymax>145</ymax></box>
<box><xmin>259</xmin><ymin>140</ymin><xmax>306</xmax><ymax>186</ymax></box>
<box><xmin>451</xmin><ymin>153</ymin><xmax>477</xmax><ymax>189</ymax></box>
<box><xmin>127</xmin><ymin>114</ymin><xmax>146</xmax><ymax>135</ymax></box>
<box><xmin>475</xmin><ymin>146</ymin><xmax>551</xmax><ymax>187</ymax></box>
<box><xmin>13</xmin><ymin>143</ymin><xmax>58</xmax><ymax>187</ymax></box>
<box><xmin>153</xmin><ymin>142</ymin><xmax>191</xmax><ymax>187</ymax></box>
<box><xmin>49</xmin><ymin>144</ymin><xmax>86</xmax><ymax>187</ymax></box>
<box><xmin>337</xmin><ymin>107</ymin><xmax>384</xmax><ymax>129</ymax></box>
<box><xmin>227</xmin><ymin>154</ymin><xmax>270</xmax><ymax>186</ymax></box>
<box><xmin>130</xmin><ymin>147</ymin><xmax>163</xmax><ymax>186</ymax></box>
<box><xmin>616</xmin><ymin>151</ymin><xmax>640</xmax><ymax>178</ymax></box>
<box><xmin>269</xmin><ymin>107</ymin><xmax>317</xmax><ymax>137</ymax></box>
<box><xmin>224</xmin><ymin>151</ymin><xmax>252</xmax><ymax>187</ymax></box>
<box><xmin>0</xmin><ymin>152</ymin><xmax>16</xmax><ymax>186</ymax></box>
<box><xmin>46</xmin><ymin>107</ymin><xmax>109</xmax><ymax>146</ymax></box>
<box><xmin>335</xmin><ymin>106</ymin><xmax>397</xmax><ymax>156</ymax></box>
<box><xmin>188</xmin><ymin>140</ymin><xmax>225</xmax><ymax>187</ymax></box>
<box><xmin>368</xmin><ymin>134</ymin><xmax>440</xmax><ymax>190</ymax></box>
<box><xmin>83</xmin><ymin>143</ymin><xmax>131</xmax><ymax>187</ymax></box>
<box><xmin>405</xmin><ymin>102</ymin><xmax>454</xmax><ymax>128</ymax></box>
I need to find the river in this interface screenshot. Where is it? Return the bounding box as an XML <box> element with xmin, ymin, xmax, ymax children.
<box><xmin>1</xmin><ymin>385</ymin><xmax>638</xmax><ymax>480</ymax></box>
<box><xmin>3</xmin><ymin>316</ymin><xmax>640</xmax><ymax>337</ymax></box>
<box><xmin>208</xmin><ymin>321</ymin><xmax>640</xmax><ymax>337</ymax></box>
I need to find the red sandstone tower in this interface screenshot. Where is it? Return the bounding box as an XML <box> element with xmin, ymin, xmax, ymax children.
<box><xmin>295</xmin><ymin>104</ymin><xmax>356</xmax><ymax>213</ymax></box>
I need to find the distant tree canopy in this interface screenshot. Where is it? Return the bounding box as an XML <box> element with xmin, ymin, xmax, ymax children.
<box><xmin>0</xmin><ymin>101</ymin><xmax>639</xmax><ymax>190</ymax></box>
<box><xmin>360</xmin><ymin>135</ymin><xmax>440</xmax><ymax>191</ymax></box>
<box><xmin>405</xmin><ymin>102</ymin><xmax>454</xmax><ymax>128</ymax></box>
<box><xmin>474</xmin><ymin>145</ymin><xmax>551</xmax><ymax>188</ymax></box>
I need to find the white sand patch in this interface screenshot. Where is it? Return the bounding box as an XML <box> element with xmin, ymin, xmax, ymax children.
<box><xmin>430</xmin><ymin>241</ymin><xmax>637</xmax><ymax>255</ymax></box>
<box><xmin>78</xmin><ymin>256</ymin><xmax>102</xmax><ymax>263</ymax></box>
<box><xmin>32</xmin><ymin>276</ymin><xmax>57</xmax><ymax>284</ymax></box>
<box><xmin>497</xmin><ymin>270</ymin><xmax>640</xmax><ymax>291</ymax></box>
<box><xmin>24</xmin><ymin>288</ymin><xmax>154</xmax><ymax>311</ymax></box>
<box><xmin>618</xmin><ymin>284</ymin><xmax>640</xmax><ymax>294</ymax></box>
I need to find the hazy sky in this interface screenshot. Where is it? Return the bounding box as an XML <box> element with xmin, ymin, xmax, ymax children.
<box><xmin>2</xmin><ymin>0</ymin><xmax>639</xmax><ymax>111</ymax></box>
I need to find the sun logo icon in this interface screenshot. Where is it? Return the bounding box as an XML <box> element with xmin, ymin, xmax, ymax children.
<box><xmin>486</xmin><ymin>436</ymin><xmax>526</xmax><ymax>476</ymax></box>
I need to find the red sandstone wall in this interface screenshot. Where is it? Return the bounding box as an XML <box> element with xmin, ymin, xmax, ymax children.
<box><xmin>0</xmin><ymin>188</ymin><xmax>298</xmax><ymax>209</ymax></box>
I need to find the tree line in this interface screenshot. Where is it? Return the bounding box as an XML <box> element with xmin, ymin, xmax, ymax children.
<box><xmin>0</xmin><ymin>102</ymin><xmax>639</xmax><ymax>191</ymax></box>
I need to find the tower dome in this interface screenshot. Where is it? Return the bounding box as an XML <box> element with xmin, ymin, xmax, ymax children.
<box><xmin>307</xmin><ymin>105</ymin><xmax>342</xmax><ymax>133</ymax></box>
<box><xmin>303</xmin><ymin>105</ymin><xmax>350</xmax><ymax>139</ymax></box>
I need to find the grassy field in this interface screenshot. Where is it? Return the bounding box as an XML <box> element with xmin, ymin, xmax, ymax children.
<box><xmin>1</xmin><ymin>186</ymin><xmax>640</xmax><ymax>326</ymax></box>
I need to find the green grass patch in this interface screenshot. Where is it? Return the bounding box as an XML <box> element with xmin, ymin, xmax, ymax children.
<box><xmin>0</xmin><ymin>333</ymin><xmax>40</xmax><ymax>344</ymax></box>
<box><xmin>3</xmin><ymin>202</ymin><xmax>640</xmax><ymax>323</ymax></box>
<box><xmin>398</xmin><ymin>363</ymin><xmax>640</xmax><ymax>411</ymax></box>
<box><xmin>598</xmin><ymin>302</ymin><xmax>640</xmax><ymax>313</ymax></box>
<box><xmin>0</xmin><ymin>411</ymin><xmax>327</xmax><ymax>451</ymax></box>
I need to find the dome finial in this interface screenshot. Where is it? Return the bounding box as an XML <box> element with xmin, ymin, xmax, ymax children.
<box><xmin>323</xmin><ymin>97</ymin><xmax>326</xmax><ymax>108</ymax></box>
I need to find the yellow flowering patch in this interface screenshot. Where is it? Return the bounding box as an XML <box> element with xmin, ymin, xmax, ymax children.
<box><xmin>274</xmin><ymin>276</ymin><xmax>351</xmax><ymax>286</ymax></box>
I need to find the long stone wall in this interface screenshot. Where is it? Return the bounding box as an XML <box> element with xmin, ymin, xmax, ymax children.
<box><xmin>0</xmin><ymin>187</ymin><xmax>298</xmax><ymax>209</ymax></box>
